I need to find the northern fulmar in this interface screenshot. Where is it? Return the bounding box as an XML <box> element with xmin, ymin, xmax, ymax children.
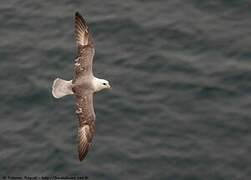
<box><xmin>51</xmin><ymin>12</ymin><xmax>112</xmax><ymax>161</ymax></box>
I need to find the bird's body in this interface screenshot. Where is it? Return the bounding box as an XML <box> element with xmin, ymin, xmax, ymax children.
<box><xmin>51</xmin><ymin>12</ymin><xmax>111</xmax><ymax>161</ymax></box>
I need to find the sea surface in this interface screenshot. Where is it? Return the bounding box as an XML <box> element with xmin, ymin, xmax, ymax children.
<box><xmin>1</xmin><ymin>0</ymin><xmax>251</xmax><ymax>179</ymax></box>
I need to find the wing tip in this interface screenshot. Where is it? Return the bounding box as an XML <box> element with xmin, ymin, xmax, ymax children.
<box><xmin>78</xmin><ymin>146</ymin><xmax>89</xmax><ymax>162</ymax></box>
<box><xmin>75</xmin><ymin>12</ymin><xmax>81</xmax><ymax>19</ymax></box>
<box><xmin>75</xmin><ymin>11</ymin><xmax>92</xmax><ymax>47</ymax></box>
<box><xmin>75</xmin><ymin>11</ymin><xmax>86</xmax><ymax>25</ymax></box>
<box><xmin>79</xmin><ymin>156</ymin><xmax>84</xmax><ymax>162</ymax></box>
<box><xmin>75</xmin><ymin>11</ymin><xmax>80</xmax><ymax>16</ymax></box>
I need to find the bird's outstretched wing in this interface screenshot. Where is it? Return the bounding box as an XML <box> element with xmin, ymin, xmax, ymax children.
<box><xmin>75</xmin><ymin>93</ymin><xmax>96</xmax><ymax>161</ymax></box>
<box><xmin>73</xmin><ymin>12</ymin><xmax>95</xmax><ymax>82</ymax></box>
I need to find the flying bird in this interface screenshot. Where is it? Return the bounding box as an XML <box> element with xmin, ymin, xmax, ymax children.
<box><xmin>52</xmin><ymin>12</ymin><xmax>112</xmax><ymax>161</ymax></box>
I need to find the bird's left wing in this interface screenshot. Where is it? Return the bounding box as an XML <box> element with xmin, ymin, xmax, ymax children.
<box><xmin>75</xmin><ymin>93</ymin><xmax>96</xmax><ymax>161</ymax></box>
<box><xmin>73</xmin><ymin>12</ymin><xmax>95</xmax><ymax>82</ymax></box>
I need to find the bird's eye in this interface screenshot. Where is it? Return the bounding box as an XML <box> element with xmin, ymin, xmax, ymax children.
<box><xmin>103</xmin><ymin>83</ymin><xmax>106</xmax><ymax>85</ymax></box>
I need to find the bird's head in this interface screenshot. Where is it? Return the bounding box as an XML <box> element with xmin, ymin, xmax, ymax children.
<box><xmin>94</xmin><ymin>78</ymin><xmax>112</xmax><ymax>92</ymax></box>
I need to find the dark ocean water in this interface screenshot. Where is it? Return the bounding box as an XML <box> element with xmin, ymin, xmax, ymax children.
<box><xmin>1</xmin><ymin>0</ymin><xmax>251</xmax><ymax>179</ymax></box>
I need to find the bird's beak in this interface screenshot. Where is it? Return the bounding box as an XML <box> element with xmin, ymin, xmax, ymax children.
<box><xmin>108</xmin><ymin>85</ymin><xmax>112</xmax><ymax>90</ymax></box>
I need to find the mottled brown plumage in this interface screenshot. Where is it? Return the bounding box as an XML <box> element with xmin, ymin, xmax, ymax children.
<box><xmin>73</xmin><ymin>12</ymin><xmax>96</xmax><ymax>161</ymax></box>
<box><xmin>73</xmin><ymin>12</ymin><xmax>95</xmax><ymax>82</ymax></box>
<box><xmin>75</xmin><ymin>94</ymin><xmax>95</xmax><ymax>161</ymax></box>
<box><xmin>51</xmin><ymin>12</ymin><xmax>111</xmax><ymax>162</ymax></box>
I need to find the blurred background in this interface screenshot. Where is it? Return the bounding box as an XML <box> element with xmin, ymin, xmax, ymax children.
<box><xmin>1</xmin><ymin>0</ymin><xmax>251</xmax><ymax>179</ymax></box>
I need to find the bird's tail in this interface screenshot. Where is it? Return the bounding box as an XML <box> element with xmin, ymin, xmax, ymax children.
<box><xmin>52</xmin><ymin>78</ymin><xmax>73</xmax><ymax>98</ymax></box>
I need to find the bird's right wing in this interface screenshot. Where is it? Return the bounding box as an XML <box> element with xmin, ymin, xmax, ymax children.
<box><xmin>73</xmin><ymin>12</ymin><xmax>95</xmax><ymax>81</ymax></box>
<box><xmin>75</xmin><ymin>93</ymin><xmax>96</xmax><ymax>161</ymax></box>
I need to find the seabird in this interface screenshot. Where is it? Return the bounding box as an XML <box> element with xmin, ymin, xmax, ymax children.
<box><xmin>51</xmin><ymin>12</ymin><xmax>112</xmax><ymax>161</ymax></box>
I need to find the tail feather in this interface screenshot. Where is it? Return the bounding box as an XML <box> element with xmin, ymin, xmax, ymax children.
<box><xmin>52</xmin><ymin>78</ymin><xmax>73</xmax><ymax>98</ymax></box>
